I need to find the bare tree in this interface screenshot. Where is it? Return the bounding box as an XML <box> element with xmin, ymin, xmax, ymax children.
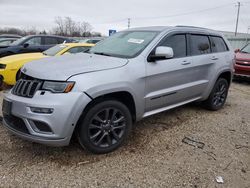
<box><xmin>53</xmin><ymin>16</ymin><xmax>93</xmax><ymax>37</ymax></box>
<box><xmin>54</xmin><ymin>16</ymin><xmax>65</xmax><ymax>35</ymax></box>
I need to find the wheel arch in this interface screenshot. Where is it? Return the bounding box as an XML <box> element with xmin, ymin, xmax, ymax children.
<box><xmin>77</xmin><ymin>90</ymin><xmax>137</xmax><ymax>126</ymax></box>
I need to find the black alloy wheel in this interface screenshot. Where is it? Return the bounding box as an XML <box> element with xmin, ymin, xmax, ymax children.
<box><xmin>77</xmin><ymin>100</ymin><xmax>132</xmax><ymax>154</ymax></box>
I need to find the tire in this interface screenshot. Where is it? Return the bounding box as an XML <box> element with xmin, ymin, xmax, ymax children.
<box><xmin>203</xmin><ymin>78</ymin><xmax>229</xmax><ymax>111</ymax></box>
<box><xmin>77</xmin><ymin>100</ymin><xmax>133</xmax><ymax>154</ymax></box>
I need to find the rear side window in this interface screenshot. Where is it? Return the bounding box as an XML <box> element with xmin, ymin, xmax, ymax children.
<box><xmin>57</xmin><ymin>38</ymin><xmax>66</xmax><ymax>43</ymax></box>
<box><xmin>160</xmin><ymin>34</ymin><xmax>186</xmax><ymax>58</ymax></box>
<box><xmin>190</xmin><ymin>35</ymin><xmax>211</xmax><ymax>55</ymax></box>
<box><xmin>44</xmin><ymin>37</ymin><xmax>60</xmax><ymax>45</ymax></box>
<box><xmin>211</xmin><ymin>36</ymin><xmax>228</xmax><ymax>52</ymax></box>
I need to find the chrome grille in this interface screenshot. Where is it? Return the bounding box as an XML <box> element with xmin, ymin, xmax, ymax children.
<box><xmin>12</xmin><ymin>79</ymin><xmax>42</xmax><ymax>98</ymax></box>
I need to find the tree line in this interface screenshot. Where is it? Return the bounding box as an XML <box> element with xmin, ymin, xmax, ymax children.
<box><xmin>0</xmin><ymin>16</ymin><xmax>102</xmax><ymax>37</ymax></box>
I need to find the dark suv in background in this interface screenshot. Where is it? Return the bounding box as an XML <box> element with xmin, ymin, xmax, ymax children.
<box><xmin>0</xmin><ymin>35</ymin><xmax>72</xmax><ymax>57</ymax></box>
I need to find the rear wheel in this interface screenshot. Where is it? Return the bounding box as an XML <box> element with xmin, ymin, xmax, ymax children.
<box><xmin>77</xmin><ymin>100</ymin><xmax>132</xmax><ymax>154</ymax></box>
<box><xmin>203</xmin><ymin>78</ymin><xmax>229</xmax><ymax>110</ymax></box>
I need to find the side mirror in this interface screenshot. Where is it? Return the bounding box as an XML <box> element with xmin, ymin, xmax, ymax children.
<box><xmin>234</xmin><ymin>48</ymin><xmax>240</xmax><ymax>53</ymax></box>
<box><xmin>23</xmin><ymin>43</ymin><xmax>29</xmax><ymax>48</ymax></box>
<box><xmin>148</xmin><ymin>46</ymin><xmax>174</xmax><ymax>62</ymax></box>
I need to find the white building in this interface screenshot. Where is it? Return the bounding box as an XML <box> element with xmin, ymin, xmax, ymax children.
<box><xmin>220</xmin><ymin>31</ymin><xmax>250</xmax><ymax>49</ymax></box>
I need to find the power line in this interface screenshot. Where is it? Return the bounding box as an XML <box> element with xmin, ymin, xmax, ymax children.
<box><xmin>93</xmin><ymin>2</ymin><xmax>234</xmax><ymax>25</ymax></box>
<box><xmin>130</xmin><ymin>3</ymin><xmax>234</xmax><ymax>21</ymax></box>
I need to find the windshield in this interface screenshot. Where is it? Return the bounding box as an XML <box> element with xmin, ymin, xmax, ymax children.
<box><xmin>89</xmin><ymin>31</ymin><xmax>159</xmax><ymax>58</ymax></box>
<box><xmin>10</xmin><ymin>36</ymin><xmax>28</xmax><ymax>46</ymax></box>
<box><xmin>43</xmin><ymin>44</ymin><xmax>67</xmax><ymax>56</ymax></box>
<box><xmin>241</xmin><ymin>44</ymin><xmax>250</xmax><ymax>53</ymax></box>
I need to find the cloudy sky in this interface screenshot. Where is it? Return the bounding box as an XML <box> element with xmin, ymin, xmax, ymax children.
<box><xmin>0</xmin><ymin>0</ymin><xmax>250</xmax><ymax>35</ymax></box>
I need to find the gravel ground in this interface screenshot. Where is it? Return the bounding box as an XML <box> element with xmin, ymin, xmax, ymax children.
<box><xmin>0</xmin><ymin>81</ymin><xmax>249</xmax><ymax>188</ymax></box>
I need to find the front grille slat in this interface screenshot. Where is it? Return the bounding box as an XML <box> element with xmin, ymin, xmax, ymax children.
<box><xmin>12</xmin><ymin>79</ymin><xmax>42</xmax><ymax>98</ymax></box>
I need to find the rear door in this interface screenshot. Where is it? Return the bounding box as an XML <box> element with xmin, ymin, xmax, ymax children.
<box><xmin>43</xmin><ymin>37</ymin><xmax>61</xmax><ymax>51</ymax></box>
<box><xmin>145</xmin><ymin>33</ymin><xmax>196</xmax><ymax>112</ymax></box>
<box><xmin>188</xmin><ymin>34</ymin><xmax>217</xmax><ymax>94</ymax></box>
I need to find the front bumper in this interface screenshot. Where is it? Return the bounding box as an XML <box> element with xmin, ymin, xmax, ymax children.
<box><xmin>234</xmin><ymin>63</ymin><xmax>250</xmax><ymax>77</ymax></box>
<box><xmin>2</xmin><ymin>90</ymin><xmax>92</xmax><ymax>146</ymax></box>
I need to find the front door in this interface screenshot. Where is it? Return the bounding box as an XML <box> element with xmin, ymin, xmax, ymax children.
<box><xmin>145</xmin><ymin>33</ymin><xmax>210</xmax><ymax>113</ymax></box>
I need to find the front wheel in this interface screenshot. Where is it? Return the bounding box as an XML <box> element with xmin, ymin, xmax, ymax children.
<box><xmin>203</xmin><ymin>78</ymin><xmax>229</xmax><ymax>111</ymax></box>
<box><xmin>77</xmin><ymin>100</ymin><xmax>132</xmax><ymax>154</ymax></box>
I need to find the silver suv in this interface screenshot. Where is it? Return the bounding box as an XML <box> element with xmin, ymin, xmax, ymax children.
<box><xmin>2</xmin><ymin>26</ymin><xmax>234</xmax><ymax>154</ymax></box>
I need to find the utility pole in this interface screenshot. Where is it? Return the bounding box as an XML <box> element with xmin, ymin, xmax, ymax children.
<box><xmin>235</xmin><ymin>2</ymin><xmax>241</xmax><ymax>36</ymax></box>
<box><xmin>128</xmin><ymin>18</ymin><xmax>131</xmax><ymax>29</ymax></box>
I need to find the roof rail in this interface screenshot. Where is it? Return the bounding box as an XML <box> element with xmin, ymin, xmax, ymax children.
<box><xmin>175</xmin><ymin>25</ymin><xmax>209</xmax><ymax>30</ymax></box>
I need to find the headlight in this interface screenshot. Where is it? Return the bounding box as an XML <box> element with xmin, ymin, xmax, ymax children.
<box><xmin>42</xmin><ymin>81</ymin><xmax>75</xmax><ymax>93</ymax></box>
<box><xmin>0</xmin><ymin>64</ymin><xmax>6</xmax><ymax>69</ymax></box>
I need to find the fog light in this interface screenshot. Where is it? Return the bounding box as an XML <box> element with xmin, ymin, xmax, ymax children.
<box><xmin>30</xmin><ymin>107</ymin><xmax>54</xmax><ymax>114</ymax></box>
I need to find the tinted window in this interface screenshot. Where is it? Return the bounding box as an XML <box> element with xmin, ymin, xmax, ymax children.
<box><xmin>211</xmin><ymin>36</ymin><xmax>228</xmax><ymax>52</ymax></box>
<box><xmin>160</xmin><ymin>34</ymin><xmax>186</xmax><ymax>58</ymax></box>
<box><xmin>43</xmin><ymin>44</ymin><xmax>67</xmax><ymax>56</ymax></box>
<box><xmin>57</xmin><ymin>38</ymin><xmax>66</xmax><ymax>43</ymax></box>
<box><xmin>0</xmin><ymin>40</ymin><xmax>14</xmax><ymax>46</ymax></box>
<box><xmin>66</xmin><ymin>46</ymin><xmax>91</xmax><ymax>54</ymax></box>
<box><xmin>44</xmin><ymin>37</ymin><xmax>59</xmax><ymax>45</ymax></box>
<box><xmin>25</xmin><ymin>37</ymin><xmax>42</xmax><ymax>45</ymax></box>
<box><xmin>190</xmin><ymin>35</ymin><xmax>211</xmax><ymax>55</ymax></box>
<box><xmin>241</xmin><ymin>44</ymin><xmax>250</xmax><ymax>53</ymax></box>
<box><xmin>86</xmin><ymin>39</ymin><xmax>101</xmax><ymax>44</ymax></box>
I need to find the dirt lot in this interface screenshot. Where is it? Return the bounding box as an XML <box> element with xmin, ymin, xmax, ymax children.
<box><xmin>0</xmin><ymin>81</ymin><xmax>249</xmax><ymax>188</ymax></box>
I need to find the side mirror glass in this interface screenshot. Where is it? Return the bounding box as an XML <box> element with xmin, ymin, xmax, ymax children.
<box><xmin>23</xmin><ymin>43</ymin><xmax>29</xmax><ymax>48</ymax></box>
<box><xmin>149</xmin><ymin>46</ymin><xmax>174</xmax><ymax>62</ymax></box>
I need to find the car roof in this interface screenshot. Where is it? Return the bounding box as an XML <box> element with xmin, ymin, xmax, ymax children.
<box><xmin>24</xmin><ymin>35</ymin><xmax>69</xmax><ymax>39</ymax></box>
<box><xmin>0</xmin><ymin>34</ymin><xmax>21</xmax><ymax>38</ymax></box>
<box><xmin>0</xmin><ymin>38</ymin><xmax>16</xmax><ymax>41</ymax></box>
<box><xmin>127</xmin><ymin>26</ymin><xmax>222</xmax><ymax>36</ymax></box>
<box><xmin>62</xmin><ymin>43</ymin><xmax>95</xmax><ymax>47</ymax></box>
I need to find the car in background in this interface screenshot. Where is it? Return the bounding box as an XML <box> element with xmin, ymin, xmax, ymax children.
<box><xmin>0</xmin><ymin>35</ymin><xmax>73</xmax><ymax>58</ymax></box>
<box><xmin>234</xmin><ymin>43</ymin><xmax>250</xmax><ymax>78</ymax></box>
<box><xmin>0</xmin><ymin>34</ymin><xmax>21</xmax><ymax>39</ymax></box>
<box><xmin>0</xmin><ymin>43</ymin><xmax>94</xmax><ymax>86</ymax></box>
<box><xmin>0</xmin><ymin>38</ymin><xmax>17</xmax><ymax>48</ymax></box>
<box><xmin>78</xmin><ymin>37</ymin><xmax>104</xmax><ymax>44</ymax></box>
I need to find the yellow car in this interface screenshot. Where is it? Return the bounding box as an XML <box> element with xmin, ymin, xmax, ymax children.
<box><xmin>0</xmin><ymin>43</ymin><xmax>94</xmax><ymax>86</ymax></box>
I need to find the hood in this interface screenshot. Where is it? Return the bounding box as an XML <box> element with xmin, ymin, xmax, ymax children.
<box><xmin>0</xmin><ymin>53</ymin><xmax>45</xmax><ymax>65</ymax></box>
<box><xmin>23</xmin><ymin>53</ymin><xmax>128</xmax><ymax>81</ymax></box>
<box><xmin>236</xmin><ymin>52</ymin><xmax>250</xmax><ymax>61</ymax></box>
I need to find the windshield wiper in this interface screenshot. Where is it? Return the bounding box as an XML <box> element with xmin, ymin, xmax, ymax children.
<box><xmin>92</xmin><ymin>52</ymin><xmax>111</xmax><ymax>56</ymax></box>
<box><xmin>241</xmin><ymin>51</ymin><xmax>249</xmax><ymax>54</ymax></box>
<box><xmin>83</xmin><ymin>49</ymin><xmax>90</xmax><ymax>53</ymax></box>
<box><xmin>42</xmin><ymin>52</ymin><xmax>48</xmax><ymax>55</ymax></box>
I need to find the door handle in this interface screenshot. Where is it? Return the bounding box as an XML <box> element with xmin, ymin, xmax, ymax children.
<box><xmin>181</xmin><ymin>61</ymin><xmax>191</xmax><ymax>65</ymax></box>
<box><xmin>211</xmin><ymin>56</ymin><xmax>219</xmax><ymax>60</ymax></box>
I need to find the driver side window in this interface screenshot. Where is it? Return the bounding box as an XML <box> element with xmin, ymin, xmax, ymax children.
<box><xmin>159</xmin><ymin>34</ymin><xmax>187</xmax><ymax>58</ymax></box>
<box><xmin>25</xmin><ymin>37</ymin><xmax>42</xmax><ymax>46</ymax></box>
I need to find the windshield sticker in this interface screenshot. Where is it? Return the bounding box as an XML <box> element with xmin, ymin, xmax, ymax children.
<box><xmin>128</xmin><ymin>38</ymin><xmax>144</xmax><ymax>44</ymax></box>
